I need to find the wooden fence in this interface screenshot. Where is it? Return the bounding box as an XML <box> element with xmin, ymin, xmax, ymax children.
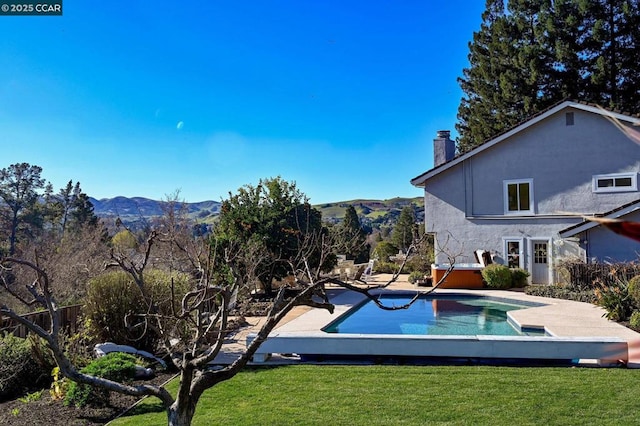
<box><xmin>0</xmin><ymin>305</ymin><xmax>82</xmax><ymax>338</ymax></box>
<box><xmin>562</xmin><ymin>262</ymin><xmax>640</xmax><ymax>289</ymax></box>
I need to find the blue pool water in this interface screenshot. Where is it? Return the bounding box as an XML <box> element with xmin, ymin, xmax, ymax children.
<box><xmin>323</xmin><ymin>294</ymin><xmax>544</xmax><ymax>336</ymax></box>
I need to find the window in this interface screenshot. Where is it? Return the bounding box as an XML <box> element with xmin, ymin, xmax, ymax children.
<box><xmin>592</xmin><ymin>173</ymin><xmax>637</xmax><ymax>193</ymax></box>
<box><xmin>534</xmin><ymin>243</ymin><xmax>547</xmax><ymax>264</ymax></box>
<box><xmin>506</xmin><ymin>240</ymin><xmax>521</xmax><ymax>268</ymax></box>
<box><xmin>504</xmin><ymin>179</ymin><xmax>534</xmax><ymax>215</ymax></box>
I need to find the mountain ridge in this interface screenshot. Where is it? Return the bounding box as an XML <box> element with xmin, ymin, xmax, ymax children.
<box><xmin>90</xmin><ymin>196</ymin><xmax>424</xmax><ymax>229</ymax></box>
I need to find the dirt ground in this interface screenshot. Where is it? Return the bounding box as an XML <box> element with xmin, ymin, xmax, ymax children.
<box><xmin>0</xmin><ymin>371</ymin><xmax>175</xmax><ymax>425</ymax></box>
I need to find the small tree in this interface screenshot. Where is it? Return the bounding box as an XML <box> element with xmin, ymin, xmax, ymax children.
<box><xmin>216</xmin><ymin>177</ymin><xmax>335</xmax><ymax>295</ymax></box>
<box><xmin>332</xmin><ymin>206</ymin><xmax>369</xmax><ymax>263</ymax></box>
<box><xmin>391</xmin><ymin>206</ymin><xmax>417</xmax><ymax>253</ymax></box>
<box><xmin>372</xmin><ymin>241</ymin><xmax>398</xmax><ymax>262</ymax></box>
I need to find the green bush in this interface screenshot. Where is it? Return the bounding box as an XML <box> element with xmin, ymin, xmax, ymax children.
<box><xmin>372</xmin><ymin>242</ymin><xmax>398</xmax><ymax>262</ymax></box>
<box><xmin>524</xmin><ymin>285</ymin><xmax>597</xmax><ymax>303</ymax></box>
<box><xmin>84</xmin><ymin>270</ymin><xmax>190</xmax><ymax>352</ymax></box>
<box><xmin>407</xmin><ymin>270</ymin><xmax>425</xmax><ymax>284</ymax></box>
<box><xmin>481</xmin><ymin>264</ymin><xmax>513</xmax><ymax>289</ymax></box>
<box><xmin>65</xmin><ymin>352</ymin><xmax>138</xmax><ymax>408</ymax></box>
<box><xmin>627</xmin><ymin>275</ymin><xmax>640</xmax><ymax>306</ymax></box>
<box><xmin>374</xmin><ymin>261</ymin><xmax>400</xmax><ymax>274</ymax></box>
<box><xmin>0</xmin><ymin>334</ymin><xmax>51</xmax><ymax>401</ymax></box>
<box><xmin>510</xmin><ymin>268</ymin><xmax>530</xmax><ymax>288</ymax></box>
<box><xmin>630</xmin><ymin>311</ymin><xmax>640</xmax><ymax>331</ymax></box>
<box><xmin>404</xmin><ymin>254</ymin><xmax>433</xmax><ymax>275</ymax></box>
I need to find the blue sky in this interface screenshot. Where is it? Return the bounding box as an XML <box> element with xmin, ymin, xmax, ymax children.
<box><xmin>0</xmin><ymin>1</ymin><xmax>485</xmax><ymax>204</ymax></box>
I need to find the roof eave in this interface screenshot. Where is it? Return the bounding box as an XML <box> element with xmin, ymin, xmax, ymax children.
<box><xmin>410</xmin><ymin>101</ymin><xmax>640</xmax><ymax>188</ymax></box>
<box><xmin>559</xmin><ymin>200</ymin><xmax>640</xmax><ymax>238</ymax></box>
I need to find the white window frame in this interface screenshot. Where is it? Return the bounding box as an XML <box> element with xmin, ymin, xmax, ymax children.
<box><xmin>592</xmin><ymin>173</ymin><xmax>638</xmax><ymax>193</ymax></box>
<box><xmin>503</xmin><ymin>238</ymin><xmax>524</xmax><ymax>269</ymax></box>
<box><xmin>503</xmin><ymin>179</ymin><xmax>534</xmax><ymax>215</ymax></box>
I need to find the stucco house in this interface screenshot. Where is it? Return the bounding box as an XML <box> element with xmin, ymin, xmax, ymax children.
<box><xmin>411</xmin><ymin>101</ymin><xmax>640</xmax><ymax>284</ymax></box>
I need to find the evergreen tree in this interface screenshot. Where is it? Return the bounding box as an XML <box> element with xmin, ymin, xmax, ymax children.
<box><xmin>333</xmin><ymin>206</ymin><xmax>369</xmax><ymax>263</ymax></box>
<box><xmin>581</xmin><ymin>0</ymin><xmax>640</xmax><ymax>110</ymax></box>
<box><xmin>391</xmin><ymin>206</ymin><xmax>416</xmax><ymax>253</ymax></box>
<box><xmin>216</xmin><ymin>177</ymin><xmax>335</xmax><ymax>295</ymax></box>
<box><xmin>48</xmin><ymin>180</ymin><xmax>99</xmax><ymax>233</ymax></box>
<box><xmin>0</xmin><ymin>163</ymin><xmax>45</xmax><ymax>255</ymax></box>
<box><xmin>71</xmin><ymin>191</ymin><xmax>98</xmax><ymax>229</ymax></box>
<box><xmin>457</xmin><ymin>0</ymin><xmax>640</xmax><ymax>152</ymax></box>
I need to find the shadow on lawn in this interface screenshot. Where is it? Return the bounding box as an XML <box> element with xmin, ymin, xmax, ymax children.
<box><xmin>122</xmin><ymin>398</ymin><xmax>165</xmax><ymax>417</ymax></box>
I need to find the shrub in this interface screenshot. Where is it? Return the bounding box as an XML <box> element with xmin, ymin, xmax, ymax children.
<box><xmin>65</xmin><ymin>352</ymin><xmax>138</xmax><ymax>408</ymax></box>
<box><xmin>630</xmin><ymin>311</ymin><xmax>640</xmax><ymax>331</ymax></box>
<box><xmin>404</xmin><ymin>252</ymin><xmax>433</xmax><ymax>275</ymax></box>
<box><xmin>511</xmin><ymin>268</ymin><xmax>530</xmax><ymax>288</ymax></box>
<box><xmin>627</xmin><ymin>275</ymin><xmax>640</xmax><ymax>306</ymax></box>
<box><xmin>408</xmin><ymin>270</ymin><xmax>425</xmax><ymax>284</ymax></box>
<box><xmin>50</xmin><ymin>367</ymin><xmax>69</xmax><ymax>401</ymax></box>
<box><xmin>481</xmin><ymin>264</ymin><xmax>513</xmax><ymax>289</ymax></box>
<box><xmin>84</xmin><ymin>270</ymin><xmax>190</xmax><ymax>352</ymax></box>
<box><xmin>525</xmin><ymin>285</ymin><xmax>597</xmax><ymax>303</ymax></box>
<box><xmin>0</xmin><ymin>334</ymin><xmax>51</xmax><ymax>401</ymax></box>
<box><xmin>374</xmin><ymin>261</ymin><xmax>400</xmax><ymax>274</ymax></box>
<box><xmin>595</xmin><ymin>282</ymin><xmax>633</xmax><ymax>322</ymax></box>
<box><xmin>372</xmin><ymin>242</ymin><xmax>398</xmax><ymax>262</ymax></box>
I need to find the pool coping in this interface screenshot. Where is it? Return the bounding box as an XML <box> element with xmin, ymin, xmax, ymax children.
<box><xmin>249</xmin><ymin>288</ymin><xmax>640</xmax><ymax>367</ymax></box>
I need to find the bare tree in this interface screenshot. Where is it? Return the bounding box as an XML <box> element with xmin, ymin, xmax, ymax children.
<box><xmin>0</xmin><ymin>201</ymin><xmax>456</xmax><ymax>426</ymax></box>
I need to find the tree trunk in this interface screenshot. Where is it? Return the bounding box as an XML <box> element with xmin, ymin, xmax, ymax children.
<box><xmin>167</xmin><ymin>399</ymin><xmax>197</xmax><ymax>426</ymax></box>
<box><xmin>9</xmin><ymin>209</ymin><xmax>18</xmax><ymax>255</ymax></box>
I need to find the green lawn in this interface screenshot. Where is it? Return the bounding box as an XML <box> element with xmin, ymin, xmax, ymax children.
<box><xmin>113</xmin><ymin>365</ymin><xmax>640</xmax><ymax>425</ymax></box>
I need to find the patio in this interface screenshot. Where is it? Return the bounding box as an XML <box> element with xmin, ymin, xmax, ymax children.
<box><xmin>216</xmin><ymin>274</ymin><xmax>640</xmax><ymax>367</ymax></box>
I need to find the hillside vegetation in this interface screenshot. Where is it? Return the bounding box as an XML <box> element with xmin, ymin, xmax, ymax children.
<box><xmin>90</xmin><ymin>196</ymin><xmax>424</xmax><ymax>230</ymax></box>
<box><xmin>315</xmin><ymin>197</ymin><xmax>424</xmax><ymax>230</ymax></box>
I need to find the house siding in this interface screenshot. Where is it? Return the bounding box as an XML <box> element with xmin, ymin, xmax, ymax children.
<box><xmin>582</xmin><ymin>209</ymin><xmax>640</xmax><ymax>262</ymax></box>
<box><xmin>420</xmin><ymin>105</ymin><xmax>640</xmax><ymax>281</ymax></box>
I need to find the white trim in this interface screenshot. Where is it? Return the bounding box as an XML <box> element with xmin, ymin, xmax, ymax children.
<box><xmin>466</xmin><ymin>214</ymin><xmax>577</xmax><ymax>220</ymax></box>
<box><xmin>559</xmin><ymin>201</ymin><xmax>640</xmax><ymax>237</ymax></box>
<box><xmin>592</xmin><ymin>172</ymin><xmax>638</xmax><ymax>193</ymax></box>
<box><xmin>503</xmin><ymin>179</ymin><xmax>534</xmax><ymax>215</ymax></box>
<box><xmin>410</xmin><ymin>101</ymin><xmax>640</xmax><ymax>187</ymax></box>
<box><xmin>502</xmin><ymin>237</ymin><xmax>524</xmax><ymax>269</ymax></box>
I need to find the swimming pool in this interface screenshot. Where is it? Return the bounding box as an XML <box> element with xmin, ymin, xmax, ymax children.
<box><xmin>323</xmin><ymin>294</ymin><xmax>544</xmax><ymax>336</ymax></box>
<box><xmin>249</xmin><ymin>290</ymin><xmax>630</xmax><ymax>366</ymax></box>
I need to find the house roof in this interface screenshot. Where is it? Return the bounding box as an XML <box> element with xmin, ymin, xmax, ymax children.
<box><xmin>410</xmin><ymin>100</ymin><xmax>640</xmax><ymax>187</ymax></box>
<box><xmin>558</xmin><ymin>198</ymin><xmax>640</xmax><ymax>238</ymax></box>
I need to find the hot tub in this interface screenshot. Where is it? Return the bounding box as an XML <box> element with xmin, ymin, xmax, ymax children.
<box><xmin>431</xmin><ymin>263</ymin><xmax>485</xmax><ymax>289</ymax></box>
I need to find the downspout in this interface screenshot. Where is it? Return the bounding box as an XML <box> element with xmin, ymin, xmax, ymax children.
<box><xmin>584</xmin><ymin>230</ymin><xmax>591</xmax><ymax>262</ymax></box>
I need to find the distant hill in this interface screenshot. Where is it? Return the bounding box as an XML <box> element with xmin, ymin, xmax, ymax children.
<box><xmin>315</xmin><ymin>197</ymin><xmax>423</xmax><ymax>219</ymax></box>
<box><xmin>315</xmin><ymin>197</ymin><xmax>424</xmax><ymax>230</ymax></box>
<box><xmin>90</xmin><ymin>197</ymin><xmax>221</xmax><ymax>228</ymax></box>
<box><xmin>90</xmin><ymin>196</ymin><xmax>423</xmax><ymax>231</ymax></box>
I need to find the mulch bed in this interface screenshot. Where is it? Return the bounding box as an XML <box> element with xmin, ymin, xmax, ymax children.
<box><xmin>0</xmin><ymin>371</ymin><xmax>176</xmax><ymax>425</ymax></box>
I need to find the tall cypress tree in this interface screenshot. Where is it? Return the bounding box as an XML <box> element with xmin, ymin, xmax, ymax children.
<box><xmin>457</xmin><ymin>0</ymin><xmax>511</xmax><ymax>153</ymax></box>
<box><xmin>391</xmin><ymin>206</ymin><xmax>417</xmax><ymax>253</ymax></box>
<box><xmin>582</xmin><ymin>0</ymin><xmax>640</xmax><ymax>111</ymax></box>
<box><xmin>457</xmin><ymin>0</ymin><xmax>640</xmax><ymax>152</ymax></box>
<box><xmin>334</xmin><ymin>206</ymin><xmax>368</xmax><ymax>263</ymax></box>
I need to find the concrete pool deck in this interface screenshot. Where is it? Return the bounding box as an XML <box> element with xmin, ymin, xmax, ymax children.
<box><xmin>218</xmin><ymin>274</ymin><xmax>640</xmax><ymax>367</ymax></box>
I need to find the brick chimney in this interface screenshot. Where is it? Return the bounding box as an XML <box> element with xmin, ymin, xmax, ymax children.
<box><xmin>433</xmin><ymin>130</ymin><xmax>455</xmax><ymax>167</ymax></box>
